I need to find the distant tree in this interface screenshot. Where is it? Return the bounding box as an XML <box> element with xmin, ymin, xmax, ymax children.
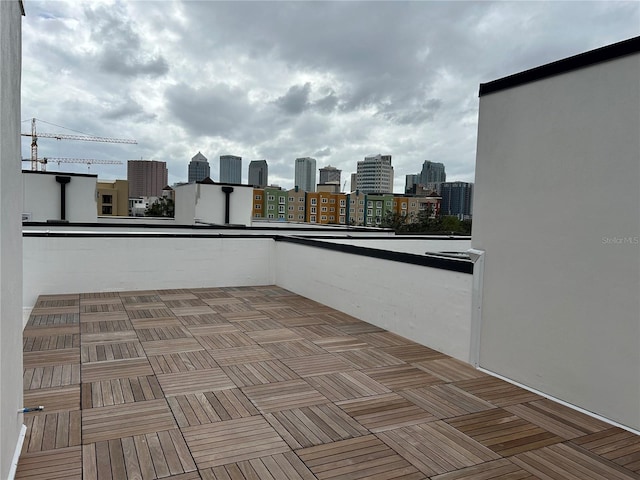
<box><xmin>146</xmin><ymin>197</ymin><xmax>174</xmax><ymax>217</ymax></box>
<box><xmin>381</xmin><ymin>211</ymin><xmax>410</xmax><ymax>231</ymax></box>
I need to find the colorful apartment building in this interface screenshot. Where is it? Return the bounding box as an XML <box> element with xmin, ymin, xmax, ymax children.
<box><xmin>287</xmin><ymin>187</ymin><xmax>306</xmax><ymax>222</ymax></box>
<box><xmin>252</xmin><ymin>189</ymin><xmax>264</xmax><ymax>218</ymax></box>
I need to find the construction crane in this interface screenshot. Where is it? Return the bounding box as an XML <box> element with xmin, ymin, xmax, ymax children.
<box><xmin>45</xmin><ymin>157</ymin><xmax>123</xmax><ymax>172</ymax></box>
<box><xmin>21</xmin><ymin>118</ymin><xmax>136</xmax><ymax>171</ymax></box>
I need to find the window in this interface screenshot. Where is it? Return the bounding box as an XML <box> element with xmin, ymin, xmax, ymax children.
<box><xmin>288</xmin><ymin>214</ymin><xmax>294</xmax><ymax>219</ymax></box>
<box><xmin>321</xmin><ymin>206</ymin><xmax>327</xmax><ymax>212</ymax></box>
<box><xmin>386</xmin><ymin>201</ymin><xmax>392</xmax><ymax>206</ymax></box>
<box><xmin>278</xmin><ymin>197</ymin><xmax>285</xmax><ymax>204</ymax></box>
<box><xmin>102</xmin><ymin>195</ymin><xmax>112</xmax><ymax>204</ymax></box>
<box><xmin>329</xmin><ymin>216</ymin><xmax>334</xmax><ymax>221</ymax></box>
<box><xmin>350</xmin><ymin>200</ymin><xmax>355</xmax><ymax>205</ymax></box>
<box><xmin>278</xmin><ymin>214</ymin><xmax>285</xmax><ymax>219</ymax></box>
<box><xmin>329</xmin><ymin>207</ymin><xmax>334</xmax><ymax>213</ymax></box>
<box><xmin>310</xmin><ymin>215</ymin><xmax>316</xmax><ymax>223</ymax></box>
<box><xmin>255</xmin><ymin>195</ymin><xmax>262</xmax><ymax>200</ymax></box>
<box><xmin>101</xmin><ymin>205</ymin><xmax>112</xmax><ymax>215</ymax></box>
<box><xmin>298</xmin><ymin>215</ymin><xmax>304</xmax><ymax>220</ymax></box>
<box><xmin>299</xmin><ymin>197</ymin><xmax>304</xmax><ymax>202</ymax></box>
<box><xmin>330</xmin><ymin>198</ymin><xmax>335</xmax><ymax>204</ymax></box>
<box><xmin>268</xmin><ymin>195</ymin><xmax>275</xmax><ymax>201</ymax></box>
<box><xmin>278</xmin><ymin>205</ymin><xmax>285</xmax><ymax>213</ymax></box>
<box><xmin>310</xmin><ymin>198</ymin><xmax>317</xmax><ymax>205</ymax></box>
<box><xmin>289</xmin><ymin>197</ymin><xmax>294</xmax><ymax>202</ymax></box>
<box><xmin>288</xmin><ymin>205</ymin><xmax>294</xmax><ymax>211</ymax></box>
<box><xmin>321</xmin><ymin>198</ymin><xmax>328</xmax><ymax>203</ymax></box>
<box><xmin>411</xmin><ymin>202</ymin><xmax>416</xmax><ymax>207</ymax></box>
<box><xmin>268</xmin><ymin>214</ymin><xmax>274</xmax><ymax>219</ymax></box>
<box><xmin>393</xmin><ymin>201</ymin><xmax>397</xmax><ymax>207</ymax></box>
<box><xmin>339</xmin><ymin>216</ymin><xmax>345</xmax><ymax>223</ymax></box>
<box><xmin>401</xmin><ymin>203</ymin><xmax>407</xmax><ymax>209</ymax></box>
<box><xmin>298</xmin><ymin>206</ymin><xmax>304</xmax><ymax>211</ymax></box>
<box><xmin>359</xmin><ymin>200</ymin><xmax>364</xmax><ymax>205</ymax></box>
<box><xmin>377</xmin><ymin>201</ymin><xmax>382</xmax><ymax>208</ymax></box>
<box><xmin>268</xmin><ymin>205</ymin><xmax>274</xmax><ymax>210</ymax></box>
<box><xmin>255</xmin><ymin>204</ymin><xmax>261</xmax><ymax>210</ymax></box>
<box><xmin>254</xmin><ymin>213</ymin><xmax>261</xmax><ymax>218</ymax></box>
<box><xmin>376</xmin><ymin>209</ymin><xmax>381</xmax><ymax>216</ymax></box>
<box><xmin>340</xmin><ymin>208</ymin><xmax>345</xmax><ymax>215</ymax></box>
<box><xmin>367</xmin><ymin>209</ymin><xmax>372</xmax><ymax>216</ymax></box>
<box><xmin>310</xmin><ymin>206</ymin><xmax>316</xmax><ymax>214</ymax></box>
<box><xmin>340</xmin><ymin>199</ymin><xmax>346</xmax><ymax>206</ymax></box>
<box><xmin>321</xmin><ymin>215</ymin><xmax>327</xmax><ymax>221</ymax></box>
<box><xmin>359</xmin><ymin>208</ymin><xmax>364</xmax><ymax>213</ymax></box>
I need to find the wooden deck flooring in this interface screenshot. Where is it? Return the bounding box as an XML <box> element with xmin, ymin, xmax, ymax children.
<box><xmin>17</xmin><ymin>286</ymin><xmax>640</xmax><ymax>479</ymax></box>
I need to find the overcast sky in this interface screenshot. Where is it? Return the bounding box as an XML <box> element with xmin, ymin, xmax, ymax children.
<box><xmin>21</xmin><ymin>1</ymin><xmax>639</xmax><ymax>191</ymax></box>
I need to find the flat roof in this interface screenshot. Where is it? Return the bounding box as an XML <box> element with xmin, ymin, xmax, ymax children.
<box><xmin>479</xmin><ymin>36</ymin><xmax>640</xmax><ymax>97</ymax></box>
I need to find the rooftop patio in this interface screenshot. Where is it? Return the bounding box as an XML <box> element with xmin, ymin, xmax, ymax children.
<box><xmin>17</xmin><ymin>285</ymin><xmax>640</xmax><ymax>479</ymax></box>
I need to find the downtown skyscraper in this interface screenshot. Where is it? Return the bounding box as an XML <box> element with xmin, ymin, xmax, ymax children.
<box><xmin>294</xmin><ymin>157</ymin><xmax>317</xmax><ymax>192</ymax></box>
<box><xmin>220</xmin><ymin>155</ymin><xmax>242</xmax><ymax>184</ymax></box>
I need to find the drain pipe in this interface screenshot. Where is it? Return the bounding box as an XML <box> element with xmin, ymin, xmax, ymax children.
<box><xmin>55</xmin><ymin>176</ymin><xmax>71</xmax><ymax>221</ymax></box>
<box><xmin>221</xmin><ymin>186</ymin><xmax>234</xmax><ymax>224</ymax></box>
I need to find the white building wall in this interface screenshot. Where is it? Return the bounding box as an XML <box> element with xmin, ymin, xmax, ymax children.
<box><xmin>473</xmin><ymin>51</ymin><xmax>640</xmax><ymax>430</ymax></box>
<box><xmin>275</xmin><ymin>242</ymin><xmax>473</xmax><ymax>361</ymax></box>
<box><xmin>1</xmin><ymin>2</ymin><xmax>24</xmax><ymax>477</ymax></box>
<box><xmin>22</xmin><ymin>172</ymin><xmax>97</xmax><ymax>222</ymax></box>
<box><xmin>174</xmin><ymin>183</ymin><xmax>253</xmax><ymax>226</ymax></box>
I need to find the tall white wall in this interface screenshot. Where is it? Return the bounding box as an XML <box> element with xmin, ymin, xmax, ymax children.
<box><xmin>473</xmin><ymin>52</ymin><xmax>640</xmax><ymax>430</ymax></box>
<box><xmin>0</xmin><ymin>2</ymin><xmax>24</xmax><ymax>477</ymax></box>
<box><xmin>275</xmin><ymin>242</ymin><xmax>473</xmax><ymax>361</ymax></box>
<box><xmin>23</xmin><ymin>236</ymin><xmax>276</xmax><ymax>311</ymax></box>
<box><xmin>22</xmin><ymin>172</ymin><xmax>97</xmax><ymax>222</ymax></box>
<box><xmin>174</xmin><ymin>183</ymin><xmax>253</xmax><ymax>226</ymax></box>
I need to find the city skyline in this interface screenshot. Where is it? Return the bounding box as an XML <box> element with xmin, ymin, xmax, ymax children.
<box><xmin>19</xmin><ymin>2</ymin><xmax>638</xmax><ymax>191</ymax></box>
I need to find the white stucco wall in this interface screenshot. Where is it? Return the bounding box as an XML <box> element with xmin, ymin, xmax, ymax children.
<box><xmin>1</xmin><ymin>2</ymin><xmax>24</xmax><ymax>478</ymax></box>
<box><xmin>22</xmin><ymin>171</ymin><xmax>97</xmax><ymax>222</ymax></box>
<box><xmin>473</xmin><ymin>52</ymin><xmax>640</xmax><ymax>430</ymax></box>
<box><xmin>319</xmin><ymin>237</ymin><xmax>472</xmax><ymax>255</ymax></box>
<box><xmin>275</xmin><ymin>241</ymin><xmax>473</xmax><ymax>361</ymax></box>
<box><xmin>23</xmin><ymin>236</ymin><xmax>276</xmax><ymax>311</ymax></box>
<box><xmin>174</xmin><ymin>183</ymin><xmax>253</xmax><ymax>226</ymax></box>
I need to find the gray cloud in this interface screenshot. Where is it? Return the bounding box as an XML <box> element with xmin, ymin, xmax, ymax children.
<box><xmin>274</xmin><ymin>83</ymin><xmax>311</xmax><ymax>115</ymax></box>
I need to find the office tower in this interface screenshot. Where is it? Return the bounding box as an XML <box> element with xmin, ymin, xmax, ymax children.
<box><xmin>350</xmin><ymin>173</ymin><xmax>357</xmax><ymax>192</ymax></box>
<box><xmin>127</xmin><ymin>160</ymin><xmax>168</xmax><ymax>197</ymax></box>
<box><xmin>188</xmin><ymin>152</ymin><xmax>210</xmax><ymax>183</ymax></box>
<box><xmin>405</xmin><ymin>174</ymin><xmax>419</xmax><ymax>193</ymax></box>
<box><xmin>248</xmin><ymin>160</ymin><xmax>268</xmax><ymax>188</ymax></box>
<box><xmin>440</xmin><ymin>181</ymin><xmax>474</xmax><ymax>219</ymax></box>
<box><xmin>220</xmin><ymin>155</ymin><xmax>242</xmax><ymax>184</ymax></box>
<box><xmin>356</xmin><ymin>154</ymin><xmax>394</xmax><ymax>194</ymax></box>
<box><xmin>319</xmin><ymin>165</ymin><xmax>341</xmax><ymax>185</ymax></box>
<box><xmin>419</xmin><ymin>160</ymin><xmax>447</xmax><ymax>184</ymax></box>
<box><xmin>294</xmin><ymin>157</ymin><xmax>316</xmax><ymax>192</ymax></box>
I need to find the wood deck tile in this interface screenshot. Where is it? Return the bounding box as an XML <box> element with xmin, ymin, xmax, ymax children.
<box><xmin>191</xmin><ymin>288</ymin><xmax>234</xmax><ymax>299</ymax></box>
<box><xmin>242</xmin><ymin>379</ymin><xmax>329</xmax><ymax>413</ymax></box>
<box><xmin>22</xmin><ymin>411</ymin><xmax>82</xmax><ymax>453</ymax></box>
<box><xmin>199</xmin><ymin>451</ymin><xmax>315</xmax><ymax>480</ymax></box>
<box><xmin>378</xmin><ymin>421</ymin><xmax>500</xmax><ymax>476</ymax></box>
<box><xmin>296</xmin><ymin>434</ymin><xmax>425</xmax><ymax>480</ymax></box>
<box><xmin>80</xmin><ymin>303</ymin><xmax>125</xmax><ymax>313</ymax></box>
<box><xmin>82</xmin><ymin>429</ymin><xmax>196</xmax><ymax>479</ymax></box>
<box><xmin>121</xmin><ymin>294</ymin><xmax>162</xmax><ymax>304</ymax></box>
<box><xmin>24</xmin><ymin>385</ymin><xmax>80</xmax><ymax>412</ymax></box>
<box><xmin>80</xmin><ymin>292</ymin><xmax>119</xmax><ymax>299</ymax></box>
<box><xmin>157</xmin><ymin>368</ymin><xmax>236</xmax><ymax>395</ymax></box>
<box><xmin>283</xmin><ymin>353</ymin><xmax>357</xmax><ymax>377</ymax></box>
<box><xmin>81</xmin><ymin>358</ymin><xmax>154</xmax><ymax>383</ymax></box>
<box><xmin>208</xmin><ymin>345</ymin><xmax>274</xmax><ymax>367</ymax></box>
<box><xmin>337</xmin><ymin>348</ymin><xmax>405</xmax><ymax>369</ymax></box>
<box><xmin>26</xmin><ymin>312</ymin><xmax>79</xmax><ymax>327</ymax></box>
<box><xmin>382</xmin><ymin>344</ymin><xmax>448</xmax><ymax>362</ymax></box>
<box><xmin>336</xmin><ymin>392</ymin><xmax>435</xmax><ymax>432</ymax></box>
<box><xmin>167</xmin><ymin>389</ymin><xmax>259</xmax><ymax>427</ymax></box>
<box><xmin>131</xmin><ymin>316</ymin><xmax>186</xmax><ymax>329</ymax></box>
<box><xmin>164</xmin><ymin>299</ymin><xmax>208</xmax><ymax>308</ymax></box>
<box><xmin>24</xmin><ymin>364</ymin><xmax>81</xmax><ymax>390</ymax></box>
<box><xmin>35</xmin><ymin>296</ymin><xmax>79</xmax><ymax>308</ymax></box>
<box><xmin>81</xmin><ymin>375</ymin><xmax>164</xmax><ymax>408</ymax></box>
<box><xmin>334</xmin><ymin>322</ymin><xmax>385</xmax><ymax>335</ymax></box>
<box><xmin>23</xmin><ymin>334</ymin><xmax>80</xmax><ymax>352</ymax></box>
<box><xmin>231</xmin><ymin>318</ymin><xmax>285</xmax><ymax>331</ymax></box>
<box><xmin>512</xmin><ymin>442</ymin><xmax>638</xmax><ymax>479</ymax></box>
<box><xmin>430</xmin><ymin>458</ymin><xmax>538</xmax><ymax>480</ymax></box>
<box><xmin>127</xmin><ymin>307</ymin><xmax>176</xmax><ymax>318</ymax></box>
<box><xmin>453</xmin><ymin>376</ymin><xmax>542</xmax><ymax>407</ymax></box>
<box><xmin>312</xmin><ymin>336</ymin><xmax>369</xmax><ymax>352</ymax></box>
<box><xmin>220</xmin><ymin>310</ymin><xmax>272</xmax><ymax>322</ymax></box>
<box><xmin>255</xmin><ymin>306</ymin><xmax>305</xmax><ymax>320</ymax></box>
<box><xmin>305</xmin><ymin>371</ymin><xmax>391</xmax><ymax>402</ymax></box>
<box><xmin>136</xmin><ymin>326</ymin><xmax>192</xmax><ymax>342</ymax></box>
<box><xmin>81</xmin><ymin>330</ymin><xmax>139</xmax><ymax>344</ymax></box>
<box><xmin>158</xmin><ymin>292</ymin><xmax>200</xmax><ymax>301</ymax></box>
<box><xmin>312</xmin><ymin>311</ymin><xmax>364</xmax><ymax>325</ymax></box>
<box><xmin>80</xmin><ymin>295</ymin><xmax>123</xmax><ymax>305</ymax></box>
<box><xmin>246</xmin><ymin>328</ymin><xmax>303</xmax><ymax>344</ymax></box>
<box><xmin>81</xmin><ymin>340</ymin><xmax>146</xmax><ymax>363</ymax></box>
<box><xmin>80</xmin><ymin>319</ymin><xmax>133</xmax><ymax>333</ymax></box>
<box><xmin>572</xmin><ymin>427</ymin><xmax>640</xmax><ymax>474</ymax></box>
<box><xmin>274</xmin><ymin>315</ymin><xmax>329</xmax><ymax>327</ymax></box>
<box><xmin>30</xmin><ymin>305</ymin><xmax>79</xmax><ymax>316</ymax></box>
<box><xmin>149</xmin><ymin>351</ymin><xmax>220</xmax><ymax>374</ymax></box>
<box><xmin>262</xmin><ymin>340</ymin><xmax>327</xmax><ymax>358</ymax></box>
<box><xmin>182</xmin><ymin>416</ymin><xmax>290</xmax><ymax>469</ymax></box>
<box><xmin>264</xmin><ymin>403</ymin><xmax>368</xmax><ymax>449</ymax></box>
<box><xmin>505</xmin><ymin>398</ymin><xmax>611</xmax><ymax>440</ymax></box>
<box><xmin>364</xmin><ymin>364</ymin><xmax>444</xmax><ymax>390</ymax></box>
<box><xmin>357</xmin><ymin>331</ymin><xmax>415</xmax><ymax>347</ymax></box>
<box><xmin>82</xmin><ymin>398</ymin><xmax>176</xmax><ymax>443</ymax></box>
<box><xmin>142</xmin><ymin>338</ymin><xmax>205</xmax><ymax>356</ymax></box>
<box><xmin>80</xmin><ymin>311</ymin><xmax>130</xmax><ymax>323</ymax></box>
<box><xmin>23</xmin><ymin>325</ymin><xmax>78</xmax><ymax>337</ymax></box>
<box><xmin>200</xmin><ymin>297</ymin><xmax>246</xmax><ymax>307</ymax></box>
<box><xmin>290</xmin><ymin>324</ymin><xmax>345</xmax><ymax>339</ymax></box>
<box><xmin>446</xmin><ymin>408</ymin><xmax>562</xmax><ymax>457</ymax></box>
<box><xmin>15</xmin><ymin>445</ymin><xmax>82</xmax><ymax>479</ymax></box>
<box><xmin>196</xmin><ymin>331</ymin><xmax>256</xmax><ymax>349</ymax></box>
<box><xmin>222</xmin><ymin>360</ymin><xmax>300</xmax><ymax>387</ymax></box>
<box><xmin>177</xmin><ymin>313</ymin><xmax>229</xmax><ymax>326</ymax></box>
<box><xmin>413</xmin><ymin>357</ymin><xmax>488</xmax><ymax>383</ymax></box>
<box><xmin>183</xmin><ymin>324</ymin><xmax>237</xmax><ymax>336</ymax></box>
<box><xmin>400</xmin><ymin>384</ymin><xmax>496</xmax><ymax>419</ymax></box>
<box><xmin>171</xmin><ymin>306</ymin><xmax>217</xmax><ymax>317</ymax></box>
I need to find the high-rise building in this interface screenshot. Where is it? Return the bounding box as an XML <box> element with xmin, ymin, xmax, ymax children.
<box><xmin>350</xmin><ymin>173</ymin><xmax>357</xmax><ymax>192</ymax></box>
<box><xmin>356</xmin><ymin>154</ymin><xmax>394</xmax><ymax>194</ymax></box>
<box><xmin>127</xmin><ymin>160</ymin><xmax>168</xmax><ymax>197</ymax></box>
<box><xmin>319</xmin><ymin>165</ymin><xmax>341</xmax><ymax>185</ymax></box>
<box><xmin>405</xmin><ymin>174</ymin><xmax>419</xmax><ymax>193</ymax></box>
<box><xmin>419</xmin><ymin>160</ymin><xmax>446</xmax><ymax>184</ymax></box>
<box><xmin>248</xmin><ymin>160</ymin><xmax>268</xmax><ymax>188</ymax></box>
<box><xmin>220</xmin><ymin>155</ymin><xmax>242</xmax><ymax>184</ymax></box>
<box><xmin>294</xmin><ymin>157</ymin><xmax>316</xmax><ymax>192</ymax></box>
<box><xmin>188</xmin><ymin>152</ymin><xmax>210</xmax><ymax>183</ymax></box>
<box><xmin>440</xmin><ymin>181</ymin><xmax>473</xmax><ymax>219</ymax></box>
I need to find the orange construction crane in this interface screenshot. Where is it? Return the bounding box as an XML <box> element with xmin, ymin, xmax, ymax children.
<box><xmin>21</xmin><ymin>118</ymin><xmax>136</xmax><ymax>171</ymax></box>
